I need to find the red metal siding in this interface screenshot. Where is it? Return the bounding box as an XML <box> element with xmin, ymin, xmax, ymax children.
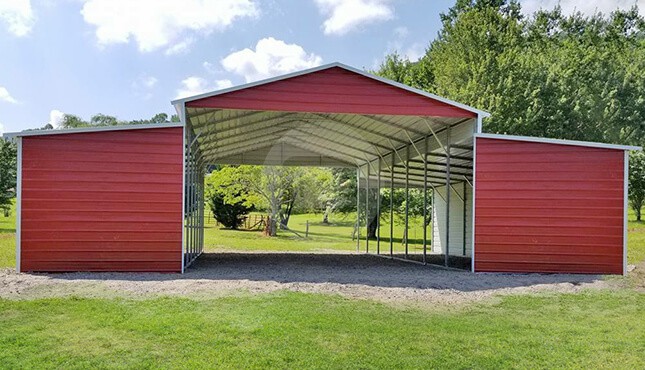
<box><xmin>187</xmin><ymin>67</ymin><xmax>477</xmax><ymax>118</ymax></box>
<box><xmin>20</xmin><ymin>127</ymin><xmax>183</xmax><ymax>272</ymax></box>
<box><xmin>474</xmin><ymin>138</ymin><xmax>625</xmax><ymax>274</ymax></box>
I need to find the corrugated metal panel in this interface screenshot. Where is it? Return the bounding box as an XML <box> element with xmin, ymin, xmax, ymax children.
<box><xmin>474</xmin><ymin>137</ymin><xmax>624</xmax><ymax>274</ymax></box>
<box><xmin>186</xmin><ymin>67</ymin><xmax>477</xmax><ymax>118</ymax></box>
<box><xmin>20</xmin><ymin>127</ymin><xmax>183</xmax><ymax>272</ymax></box>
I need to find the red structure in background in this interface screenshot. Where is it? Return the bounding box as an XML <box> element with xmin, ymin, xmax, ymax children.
<box><xmin>19</xmin><ymin>127</ymin><xmax>183</xmax><ymax>272</ymax></box>
<box><xmin>474</xmin><ymin>137</ymin><xmax>625</xmax><ymax>274</ymax></box>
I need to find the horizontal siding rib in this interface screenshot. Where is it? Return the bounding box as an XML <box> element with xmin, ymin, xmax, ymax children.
<box><xmin>474</xmin><ymin>137</ymin><xmax>625</xmax><ymax>274</ymax></box>
<box><xmin>20</xmin><ymin>127</ymin><xmax>183</xmax><ymax>272</ymax></box>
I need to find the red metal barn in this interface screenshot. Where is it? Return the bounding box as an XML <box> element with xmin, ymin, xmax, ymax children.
<box><xmin>15</xmin><ymin>125</ymin><xmax>184</xmax><ymax>272</ymax></box>
<box><xmin>5</xmin><ymin>62</ymin><xmax>640</xmax><ymax>275</ymax></box>
<box><xmin>473</xmin><ymin>134</ymin><xmax>633</xmax><ymax>274</ymax></box>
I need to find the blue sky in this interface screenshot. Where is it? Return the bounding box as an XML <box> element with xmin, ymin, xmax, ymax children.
<box><xmin>0</xmin><ymin>0</ymin><xmax>642</xmax><ymax>133</ymax></box>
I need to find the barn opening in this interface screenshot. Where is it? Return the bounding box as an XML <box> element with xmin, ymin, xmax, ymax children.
<box><xmin>177</xmin><ymin>63</ymin><xmax>483</xmax><ymax>272</ymax></box>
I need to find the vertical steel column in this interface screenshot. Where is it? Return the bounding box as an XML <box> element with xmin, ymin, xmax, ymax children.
<box><xmin>431</xmin><ymin>183</ymin><xmax>435</xmax><ymax>253</ymax></box>
<box><xmin>365</xmin><ymin>162</ymin><xmax>370</xmax><ymax>253</ymax></box>
<box><xmin>356</xmin><ymin>167</ymin><xmax>360</xmax><ymax>252</ymax></box>
<box><xmin>390</xmin><ymin>154</ymin><xmax>394</xmax><ymax>257</ymax></box>
<box><xmin>405</xmin><ymin>146</ymin><xmax>409</xmax><ymax>258</ymax></box>
<box><xmin>377</xmin><ymin>158</ymin><xmax>381</xmax><ymax>254</ymax></box>
<box><xmin>423</xmin><ymin>139</ymin><xmax>428</xmax><ymax>264</ymax></box>
<box><xmin>444</xmin><ymin>125</ymin><xmax>452</xmax><ymax>267</ymax></box>
<box><xmin>463</xmin><ymin>181</ymin><xmax>467</xmax><ymax>256</ymax></box>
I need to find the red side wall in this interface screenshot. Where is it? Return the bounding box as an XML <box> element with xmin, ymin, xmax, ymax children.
<box><xmin>474</xmin><ymin>137</ymin><xmax>625</xmax><ymax>274</ymax></box>
<box><xmin>20</xmin><ymin>127</ymin><xmax>183</xmax><ymax>272</ymax></box>
<box><xmin>187</xmin><ymin>67</ymin><xmax>476</xmax><ymax>118</ymax></box>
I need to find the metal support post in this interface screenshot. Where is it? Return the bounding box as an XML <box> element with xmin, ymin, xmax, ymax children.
<box><xmin>365</xmin><ymin>162</ymin><xmax>370</xmax><ymax>253</ymax></box>
<box><xmin>390</xmin><ymin>153</ymin><xmax>394</xmax><ymax>257</ymax></box>
<box><xmin>445</xmin><ymin>125</ymin><xmax>452</xmax><ymax>267</ymax></box>
<box><xmin>356</xmin><ymin>167</ymin><xmax>360</xmax><ymax>252</ymax></box>
<box><xmin>377</xmin><ymin>157</ymin><xmax>381</xmax><ymax>254</ymax></box>
<box><xmin>463</xmin><ymin>181</ymin><xmax>467</xmax><ymax>256</ymax></box>
<box><xmin>405</xmin><ymin>146</ymin><xmax>409</xmax><ymax>258</ymax></box>
<box><xmin>423</xmin><ymin>137</ymin><xmax>428</xmax><ymax>264</ymax></box>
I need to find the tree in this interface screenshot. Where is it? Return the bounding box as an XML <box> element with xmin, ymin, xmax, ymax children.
<box><xmin>0</xmin><ymin>140</ymin><xmax>16</xmax><ymax>216</ymax></box>
<box><xmin>629</xmin><ymin>151</ymin><xmax>645</xmax><ymax>221</ymax></box>
<box><xmin>90</xmin><ymin>113</ymin><xmax>119</xmax><ymax>126</ymax></box>
<box><xmin>207</xmin><ymin>191</ymin><xmax>252</xmax><ymax>229</ymax></box>
<box><xmin>377</xmin><ymin>2</ymin><xmax>645</xmax><ymax>146</ymax></box>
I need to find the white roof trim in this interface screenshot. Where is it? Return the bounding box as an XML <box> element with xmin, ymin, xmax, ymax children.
<box><xmin>475</xmin><ymin>133</ymin><xmax>642</xmax><ymax>151</ymax></box>
<box><xmin>3</xmin><ymin>122</ymin><xmax>184</xmax><ymax>139</ymax></box>
<box><xmin>171</xmin><ymin>62</ymin><xmax>490</xmax><ymax>118</ymax></box>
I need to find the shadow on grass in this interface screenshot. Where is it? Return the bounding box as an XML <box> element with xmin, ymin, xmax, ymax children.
<box><xmin>41</xmin><ymin>252</ymin><xmax>603</xmax><ymax>293</ymax></box>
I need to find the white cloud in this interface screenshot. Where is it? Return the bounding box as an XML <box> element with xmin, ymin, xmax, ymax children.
<box><xmin>140</xmin><ymin>75</ymin><xmax>158</xmax><ymax>89</ymax></box>
<box><xmin>49</xmin><ymin>109</ymin><xmax>65</xmax><ymax>129</ymax></box>
<box><xmin>81</xmin><ymin>0</ymin><xmax>259</xmax><ymax>52</ymax></box>
<box><xmin>221</xmin><ymin>37</ymin><xmax>323</xmax><ymax>82</ymax></box>
<box><xmin>0</xmin><ymin>0</ymin><xmax>34</xmax><ymax>36</ymax></box>
<box><xmin>0</xmin><ymin>122</ymin><xmax>4</xmax><ymax>136</ymax></box>
<box><xmin>402</xmin><ymin>42</ymin><xmax>425</xmax><ymax>62</ymax></box>
<box><xmin>165</xmin><ymin>37</ymin><xmax>194</xmax><ymax>56</ymax></box>
<box><xmin>175</xmin><ymin>77</ymin><xmax>233</xmax><ymax>99</ymax></box>
<box><xmin>0</xmin><ymin>86</ymin><xmax>18</xmax><ymax>104</ymax></box>
<box><xmin>314</xmin><ymin>0</ymin><xmax>394</xmax><ymax>35</ymax></box>
<box><xmin>520</xmin><ymin>0</ymin><xmax>645</xmax><ymax>17</ymax></box>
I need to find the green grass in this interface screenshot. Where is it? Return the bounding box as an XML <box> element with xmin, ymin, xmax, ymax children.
<box><xmin>204</xmin><ymin>210</ymin><xmax>429</xmax><ymax>254</ymax></box>
<box><xmin>0</xmin><ymin>201</ymin><xmax>16</xmax><ymax>268</ymax></box>
<box><xmin>1</xmin><ymin>291</ymin><xmax>643</xmax><ymax>369</ymax></box>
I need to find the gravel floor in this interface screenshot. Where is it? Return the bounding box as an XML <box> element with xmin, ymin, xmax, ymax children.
<box><xmin>0</xmin><ymin>252</ymin><xmax>617</xmax><ymax>306</ymax></box>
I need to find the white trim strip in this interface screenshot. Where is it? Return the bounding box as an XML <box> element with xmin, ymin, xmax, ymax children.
<box><xmin>180</xmin><ymin>105</ymin><xmax>187</xmax><ymax>274</ymax></box>
<box><xmin>4</xmin><ymin>123</ymin><xmax>183</xmax><ymax>139</ymax></box>
<box><xmin>471</xmin><ymin>135</ymin><xmax>477</xmax><ymax>272</ymax></box>
<box><xmin>475</xmin><ymin>133</ymin><xmax>641</xmax><ymax>152</ymax></box>
<box><xmin>15</xmin><ymin>137</ymin><xmax>22</xmax><ymax>273</ymax></box>
<box><xmin>623</xmin><ymin>151</ymin><xmax>629</xmax><ymax>276</ymax></box>
<box><xmin>171</xmin><ymin>62</ymin><xmax>490</xmax><ymax>118</ymax></box>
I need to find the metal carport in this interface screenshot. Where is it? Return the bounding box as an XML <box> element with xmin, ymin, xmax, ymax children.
<box><xmin>173</xmin><ymin>62</ymin><xmax>487</xmax><ymax>272</ymax></box>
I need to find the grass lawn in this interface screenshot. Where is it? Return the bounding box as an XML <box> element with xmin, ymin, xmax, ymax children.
<box><xmin>0</xmin><ymin>201</ymin><xmax>16</xmax><ymax>268</ymax></box>
<box><xmin>1</xmin><ymin>291</ymin><xmax>643</xmax><ymax>369</ymax></box>
<box><xmin>204</xmin><ymin>210</ymin><xmax>430</xmax><ymax>254</ymax></box>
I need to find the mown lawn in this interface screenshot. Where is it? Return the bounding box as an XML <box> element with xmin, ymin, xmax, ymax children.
<box><xmin>0</xmin><ymin>201</ymin><xmax>16</xmax><ymax>268</ymax></box>
<box><xmin>204</xmin><ymin>210</ymin><xmax>430</xmax><ymax>254</ymax></box>
<box><xmin>1</xmin><ymin>291</ymin><xmax>643</xmax><ymax>369</ymax></box>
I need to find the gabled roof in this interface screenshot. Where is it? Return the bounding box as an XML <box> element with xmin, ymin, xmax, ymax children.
<box><xmin>172</xmin><ymin>62</ymin><xmax>490</xmax><ymax>118</ymax></box>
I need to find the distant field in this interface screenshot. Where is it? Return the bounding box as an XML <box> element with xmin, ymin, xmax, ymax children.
<box><xmin>204</xmin><ymin>210</ymin><xmax>430</xmax><ymax>254</ymax></box>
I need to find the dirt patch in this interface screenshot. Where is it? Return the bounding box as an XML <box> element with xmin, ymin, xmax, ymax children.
<box><xmin>0</xmin><ymin>253</ymin><xmax>624</xmax><ymax>306</ymax></box>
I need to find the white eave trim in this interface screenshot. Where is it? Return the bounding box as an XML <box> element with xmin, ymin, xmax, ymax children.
<box><xmin>3</xmin><ymin>122</ymin><xmax>184</xmax><ymax>139</ymax></box>
<box><xmin>171</xmin><ymin>62</ymin><xmax>491</xmax><ymax>118</ymax></box>
<box><xmin>475</xmin><ymin>133</ymin><xmax>642</xmax><ymax>152</ymax></box>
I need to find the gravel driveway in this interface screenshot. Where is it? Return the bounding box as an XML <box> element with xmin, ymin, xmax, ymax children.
<box><xmin>0</xmin><ymin>252</ymin><xmax>615</xmax><ymax>306</ymax></box>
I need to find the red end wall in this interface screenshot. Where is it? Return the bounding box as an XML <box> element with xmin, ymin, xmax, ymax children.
<box><xmin>474</xmin><ymin>137</ymin><xmax>625</xmax><ymax>274</ymax></box>
<box><xmin>20</xmin><ymin>127</ymin><xmax>183</xmax><ymax>272</ymax></box>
